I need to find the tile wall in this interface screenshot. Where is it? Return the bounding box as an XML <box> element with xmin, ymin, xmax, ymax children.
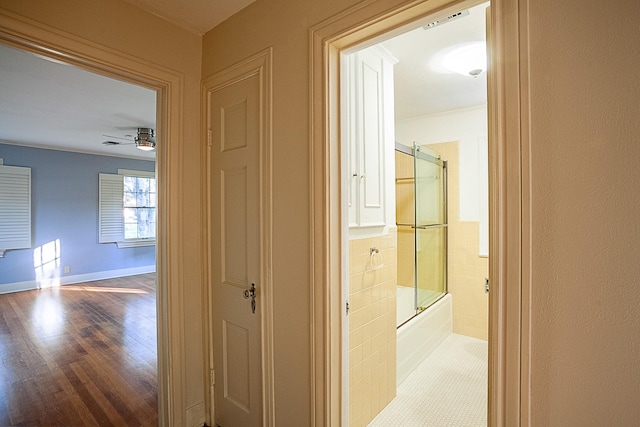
<box><xmin>348</xmin><ymin>232</ymin><xmax>397</xmax><ymax>427</ymax></box>
<box><xmin>427</xmin><ymin>142</ymin><xmax>488</xmax><ymax>340</ymax></box>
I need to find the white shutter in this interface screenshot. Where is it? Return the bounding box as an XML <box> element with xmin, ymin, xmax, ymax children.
<box><xmin>0</xmin><ymin>165</ymin><xmax>31</xmax><ymax>256</ymax></box>
<box><xmin>98</xmin><ymin>173</ymin><xmax>124</xmax><ymax>243</ymax></box>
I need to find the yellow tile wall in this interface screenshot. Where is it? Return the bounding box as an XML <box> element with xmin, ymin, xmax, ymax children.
<box><xmin>348</xmin><ymin>231</ymin><xmax>397</xmax><ymax>427</ymax></box>
<box><xmin>428</xmin><ymin>142</ymin><xmax>488</xmax><ymax>340</ymax></box>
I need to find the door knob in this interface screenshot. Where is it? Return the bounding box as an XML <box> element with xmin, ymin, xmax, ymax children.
<box><xmin>242</xmin><ymin>283</ymin><xmax>256</xmax><ymax>314</ymax></box>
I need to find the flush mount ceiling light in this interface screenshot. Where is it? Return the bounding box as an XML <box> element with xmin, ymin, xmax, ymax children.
<box><xmin>135</xmin><ymin>128</ymin><xmax>155</xmax><ymax>151</ymax></box>
<box><xmin>431</xmin><ymin>41</ymin><xmax>487</xmax><ymax>78</ymax></box>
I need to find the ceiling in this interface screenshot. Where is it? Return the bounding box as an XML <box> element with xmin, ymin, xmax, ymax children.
<box><xmin>121</xmin><ymin>0</ymin><xmax>256</xmax><ymax>35</ymax></box>
<box><xmin>381</xmin><ymin>2</ymin><xmax>488</xmax><ymax>120</ymax></box>
<box><xmin>0</xmin><ymin>44</ymin><xmax>158</xmax><ymax>160</ymax></box>
<box><xmin>0</xmin><ymin>1</ymin><xmax>487</xmax><ymax>160</ymax></box>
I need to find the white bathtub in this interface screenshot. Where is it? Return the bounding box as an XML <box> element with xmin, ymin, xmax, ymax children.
<box><xmin>396</xmin><ymin>293</ymin><xmax>452</xmax><ymax>386</ymax></box>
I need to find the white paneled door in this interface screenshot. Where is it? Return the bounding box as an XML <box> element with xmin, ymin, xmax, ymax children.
<box><xmin>207</xmin><ymin>52</ymin><xmax>271</xmax><ymax>427</ymax></box>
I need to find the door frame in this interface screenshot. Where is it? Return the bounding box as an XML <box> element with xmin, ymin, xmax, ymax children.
<box><xmin>309</xmin><ymin>0</ymin><xmax>531</xmax><ymax>425</ymax></box>
<box><xmin>0</xmin><ymin>10</ymin><xmax>185</xmax><ymax>425</ymax></box>
<box><xmin>202</xmin><ymin>48</ymin><xmax>275</xmax><ymax>426</ymax></box>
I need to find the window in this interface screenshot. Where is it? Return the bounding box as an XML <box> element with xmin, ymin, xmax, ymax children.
<box><xmin>99</xmin><ymin>169</ymin><xmax>155</xmax><ymax>248</ymax></box>
<box><xmin>123</xmin><ymin>175</ymin><xmax>156</xmax><ymax>240</ymax></box>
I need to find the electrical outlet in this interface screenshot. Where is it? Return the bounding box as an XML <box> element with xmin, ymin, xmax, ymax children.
<box><xmin>64</xmin><ymin>266</ymin><xmax>70</xmax><ymax>274</ymax></box>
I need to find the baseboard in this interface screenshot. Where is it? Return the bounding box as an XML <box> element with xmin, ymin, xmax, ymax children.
<box><xmin>0</xmin><ymin>265</ymin><xmax>156</xmax><ymax>294</ymax></box>
<box><xmin>186</xmin><ymin>401</ymin><xmax>206</xmax><ymax>427</ymax></box>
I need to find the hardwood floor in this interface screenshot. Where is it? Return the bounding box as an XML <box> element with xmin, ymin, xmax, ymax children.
<box><xmin>0</xmin><ymin>274</ymin><xmax>158</xmax><ymax>426</ymax></box>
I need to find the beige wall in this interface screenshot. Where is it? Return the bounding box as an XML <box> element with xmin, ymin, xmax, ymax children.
<box><xmin>0</xmin><ymin>0</ymin><xmax>205</xmax><ymax>423</ymax></box>
<box><xmin>527</xmin><ymin>0</ymin><xmax>640</xmax><ymax>424</ymax></box>
<box><xmin>348</xmin><ymin>234</ymin><xmax>397</xmax><ymax>427</ymax></box>
<box><xmin>206</xmin><ymin>0</ymin><xmax>640</xmax><ymax>424</ymax></box>
<box><xmin>202</xmin><ymin>0</ymin><xmax>361</xmax><ymax>423</ymax></box>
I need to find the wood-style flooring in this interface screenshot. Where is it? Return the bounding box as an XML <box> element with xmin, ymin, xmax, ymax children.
<box><xmin>0</xmin><ymin>274</ymin><xmax>158</xmax><ymax>426</ymax></box>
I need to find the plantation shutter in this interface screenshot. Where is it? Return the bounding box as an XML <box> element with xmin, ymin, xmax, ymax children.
<box><xmin>98</xmin><ymin>173</ymin><xmax>124</xmax><ymax>243</ymax></box>
<box><xmin>0</xmin><ymin>165</ymin><xmax>31</xmax><ymax>256</ymax></box>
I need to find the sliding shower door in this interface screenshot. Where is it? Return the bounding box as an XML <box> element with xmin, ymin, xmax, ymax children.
<box><xmin>395</xmin><ymin>143</ymin><xmax>447</xmax><ymax>326</ymax></box>
<box><xmin>414</xmin><ymin>144</ymin><xmax>447</xmax><ymax>312</ymax></box>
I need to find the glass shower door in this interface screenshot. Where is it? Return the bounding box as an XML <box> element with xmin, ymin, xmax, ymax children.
<box><xmin>414</xmin><ymin>143</ymin><xmax>447</xmax><ymax>311</ymax></box>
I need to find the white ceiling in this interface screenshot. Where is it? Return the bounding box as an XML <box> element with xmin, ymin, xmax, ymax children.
<box><xmin>381</xmin><ymin>1</ymin><xmax>488</xmax><ymax>119</ymax></box>
<box><xmin>0</xmin><ymin>1</ymin><xmax>487</xmax><ymax>160</ymax></box>
<box><xmin>0</xmin><ymin>43</ymin><xmax>157</xmax><ymax>160</ymax></box>
<box><xmin>121</xmin><ymin>0</ymin><xmax>256</xmax><ymax>35</ymax></box>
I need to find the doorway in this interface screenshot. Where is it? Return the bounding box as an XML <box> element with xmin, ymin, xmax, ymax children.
<box><xmin>203</xmin><ymin>48</ymin><xmax>274</xmax><ymax>427</ymax></box>
<box><xmin>340</xmin><ymin>2</ymin><xmax>489</xmax><ymax>424</ymax></box>
<box><xmin>307</xmin><ymin>0</ymin><xmax>528</xmax><ymax>424</ymax></box>
<box><xmin>0</xmin><ymin>21</ymin><xmax>180</xmax><ymax>424</ymax></box>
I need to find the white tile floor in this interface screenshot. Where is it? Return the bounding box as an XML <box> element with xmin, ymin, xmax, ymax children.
<box><xmin>368</xmin><ymin>333</ymin><xmax>488</xmax><ymax>427</ymax></box>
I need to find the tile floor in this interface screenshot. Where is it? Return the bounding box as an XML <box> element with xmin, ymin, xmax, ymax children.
<box><xmin>368</xmin><ymin>333</ymin><xmax>487</xmax><ymax>427</ymax></box>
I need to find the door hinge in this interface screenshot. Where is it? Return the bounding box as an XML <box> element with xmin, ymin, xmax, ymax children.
<box><xmin>346</xmin><ymin>301</ymin><xmax>350</xmax><ymax>315</ymax></box>
<box><xmin>207</xmin><ymin>129</ymin><xmax>212</xmax><ymax>147</ymax></box>
<box><xmin>485</xmin><ymin>278</ymin><xmax>490</xmax><ymax>293</ymax></box>
<box><xmin>210</xmin><ymin>369</ymin><xmax>215</xmax><ymax>387</ymax></box>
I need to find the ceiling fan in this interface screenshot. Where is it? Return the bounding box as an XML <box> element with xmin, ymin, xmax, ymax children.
<box><xmin>102</xmin><ymin>127</ymin><xmax>155</xmax><ymax>151</ymax></box>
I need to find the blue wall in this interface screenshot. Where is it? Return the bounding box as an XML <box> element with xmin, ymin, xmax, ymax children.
<box><xmin>0</xmin><ymin>143</ymin><xmax>155</xmax><ymax>286</ymax></box>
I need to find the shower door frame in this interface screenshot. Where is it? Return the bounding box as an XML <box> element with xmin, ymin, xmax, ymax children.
<box><xmin>413</xmin><ymin>143</ymin><xmax>448</xmax><ymax>313</ymax></box>
<box><xmin>395</xmin><ymin>142</ymin><xmax>449</xmax><ymax>326</ymax></box>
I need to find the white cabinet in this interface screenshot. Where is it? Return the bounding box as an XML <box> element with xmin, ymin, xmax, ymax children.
<box><xmin>342</xmin><ymin>45</ymin><xmax>397</xmax><ymax>229</ymax></box>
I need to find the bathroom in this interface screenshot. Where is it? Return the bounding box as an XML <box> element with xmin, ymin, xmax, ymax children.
<box><xmin>343</xmin><ymin>2</ymin><xmax>489</xmax><ymax>426</ymax></box>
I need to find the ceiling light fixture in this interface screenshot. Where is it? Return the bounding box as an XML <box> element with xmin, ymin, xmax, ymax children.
<box><xmin>135</xmin><ymin>128</ymin><xmax>156</xmax><ymax>151</ymax></box>
<box><xmin>430</xmin><ymin>41</ymin><xmax>487</xmax><ymax>78</ymax></box>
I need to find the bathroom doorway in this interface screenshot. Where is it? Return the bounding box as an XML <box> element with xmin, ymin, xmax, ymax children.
<box><xmin>339</xmin><ymin>1</ymin><xmax>490</xmax><ymax>425</ymax></box>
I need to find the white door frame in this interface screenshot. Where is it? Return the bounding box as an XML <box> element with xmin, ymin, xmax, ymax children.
<box><xmin>309</xmin><ymin>0</ymin><xmax>531</xmax><ymax>425</ymax></box>
<box><xmin>0</xmin><ymin>10</ymin><xmax>186</xmax><ymax>425</ymax></box>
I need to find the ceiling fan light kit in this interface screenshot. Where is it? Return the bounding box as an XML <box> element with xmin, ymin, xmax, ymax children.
<box><xmin>134</xmin><ymin>128</ymin><xmax>155</xmax><ymax>151</ymax></box>
<box><xmin>102</xmin><ymin>127</ymin><xmax>155</xmax><ymax>151</ymax></box>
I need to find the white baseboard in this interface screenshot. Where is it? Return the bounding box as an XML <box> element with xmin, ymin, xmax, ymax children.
<box><xmin>0</xmin><ymin>265</ymin><xmax>156</xmax><ymax>294</ymax></box>
<box><xmin>186</xmin><ymin>400</ymin><xmax>206</xmax><ymax>427</ymax></box>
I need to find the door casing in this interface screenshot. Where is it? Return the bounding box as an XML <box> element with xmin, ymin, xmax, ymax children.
<box><xmin>0</xmin><ymin>10</ymin><xmax>186</xmax><ymax>425</ymax></box>
<box><xmin>310</xmin><ymin>0</ymin><xmax>531</xmax><ymax>425</ymax></box>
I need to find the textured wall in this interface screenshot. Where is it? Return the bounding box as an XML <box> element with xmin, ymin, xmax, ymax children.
<box><xmin>528</xmin><ymin>0</ymin><xmax>640</xmax><ymax>424</ymax></box>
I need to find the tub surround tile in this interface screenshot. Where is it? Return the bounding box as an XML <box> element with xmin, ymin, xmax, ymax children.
<box><xmin>427</xmin><ymin>142</ymin><xmax>489</xmax><ymax>341</ymax></box>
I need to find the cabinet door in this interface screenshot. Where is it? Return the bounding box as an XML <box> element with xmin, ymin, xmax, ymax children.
<box><xmin>354</xmin><ymin>47</ymin><xmax>387</xmax><ymax>228</ymax></box>
<box><xmin>341</xmin><ymin>53</ymin><xmax>359</xmax><ymax>228</ymax></box>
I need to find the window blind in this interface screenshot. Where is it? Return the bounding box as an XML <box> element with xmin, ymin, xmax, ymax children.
<box><xmin>0</xmin><ymin>165</ymin><xmax>31</xmax><ymax>256</ymax></box>
<box><xmin>98</xmin><ymin>173</ymin><xmax>124</xmax><ymax>243</ymax></box>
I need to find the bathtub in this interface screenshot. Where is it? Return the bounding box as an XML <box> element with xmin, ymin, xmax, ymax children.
<box><xmin>396</xmin><ymin>293</ymin><xmax>452</xmax><ymax>386</ymax></box>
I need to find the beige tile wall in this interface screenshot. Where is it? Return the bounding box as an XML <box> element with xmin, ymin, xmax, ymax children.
<box><xmin>427</xmin><ymin>142</ymin><xmax>488</xmax><ymax>340</ymax></box>
<box><xmin>348</xmin><ymin>232</ymin><xmax>397</xmax><ymax>427</ymax></box>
